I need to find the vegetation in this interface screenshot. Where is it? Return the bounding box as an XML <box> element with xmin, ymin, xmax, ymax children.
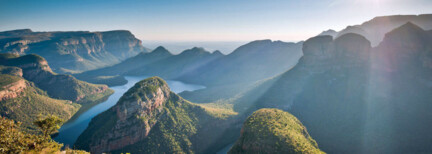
<box><xmin>0</xmin><ymin>74</ymin><xmax>80</xmax><ymax>133</ymax></box>
<box><xmin>0</xmin><ymin>116</ymin><xmax>89</xmax><ymax>154</ymax></box>
<box><xmin>229</xmin><ymin>109</ymin><xmax>324</xmax><ymax>154</ymax></box>
<box><xmin>33</xmin><ymin>115</ymin><xmax>63</xmax><ymax>140</ymax></box>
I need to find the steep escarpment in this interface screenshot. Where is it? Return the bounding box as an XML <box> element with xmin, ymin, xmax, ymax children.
<box><xmin>0</xmin><ymin>74</ymin><xmax>26</xmax><ymax>100</ymax></box>
<box><xmin>0</xmin><ymin>74</ymin><xmax>80</xmax><ymax>132</ymax></box>
<box><xmin>0</xmin><ymin>53</ymin><xmax>113</xmax><ymax>103</ymax></box>
<box><xmin>233</xmin><ymin>23</ymin><xmax>432</xmax><ymax>153</ymax></box>
<box><xmin>0</xmin><ymin>29</ymin><xmax>148</xmax><ymax>73</ymax></box>
<box><xmin>75</xmin><ymin>77</ymin><xmax>236</xmax><ymax>154</ymax></box>
<box><xmin>229</xmin><ymin>109</ymin><xmax>323</xmax><ymax>154</ymax></box>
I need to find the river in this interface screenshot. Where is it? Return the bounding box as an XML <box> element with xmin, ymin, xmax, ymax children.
<box><xmin>54</xmin><ymin>76</ymin><xmax>205</xmax><ymax>147</ymax></box>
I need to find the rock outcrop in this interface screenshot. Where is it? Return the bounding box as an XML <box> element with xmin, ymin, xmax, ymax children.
<box><xmin>75</xmin><ymin>77</ymin><xmax>236</xmax><ymax>154</ymax></box>
<box><xmin>0</xmin><ymin>76</ymin><xmax>26</xmax><ymax>101</ymax></box>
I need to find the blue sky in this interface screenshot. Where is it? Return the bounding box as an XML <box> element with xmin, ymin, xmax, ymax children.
<box><xmin>1</xmin><ymin>0</ymin><xmax>431</xmax><ymax>42</ymax></box>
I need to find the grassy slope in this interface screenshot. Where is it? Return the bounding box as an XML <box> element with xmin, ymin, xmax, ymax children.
<box><xmin>229</xmin><ymin>108</ymin><xmax>324</xmax><ymax>154</ymax></box>
<box><xmin>0</xmin><ymin>74</ymin><xmax>80</xmax><ymax>133</ymax></box>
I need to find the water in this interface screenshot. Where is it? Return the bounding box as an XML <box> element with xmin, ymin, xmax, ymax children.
<box><xmin>217</xmin><ymin>143</ymin><xmax>234</xmax><ymax>154</ymax></box>
<box><xmin>54</xmin><ymin>76</ymin><xmax>205</xmax><ymax>147</ymax></box>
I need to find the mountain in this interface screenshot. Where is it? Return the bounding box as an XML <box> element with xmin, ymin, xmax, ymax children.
<box><xmin>333</xmin><ymin>14</ymin><xmax>432</xmax><ymax>46</ymax></box>
<box><xmin>178</xmin><ymin>40</ymin><xmax>303</xmax><ymax>86</ymax></box>
<box><xmin>230</xmin><ymin>23</ymin><xmax>432</xmax><ymax>153</ymax></box>
<box><xmin>0</xmin><ymin>69</ymin><xmax>80</xmax><ymax>132</ymax></box>
<box><xmin>75</xmin><ymin>77</ymin><xmax>237</xmax><ymax>154</ymax></box>
<box><xmin>0</xmin><ymin>53</ymin><xmax>113</xmax><ymax>103</ymax></box>
<box><xmin>0</xmin><ymin>29</ymin><xmax>149</xmax><ymax>73</ymax></box>
<box><xmin>75</xmin><ymin>46</ymin><xmax>222</xmax><ymax>86</ymax></box>
<box><xmin>229</xmin><ymin>108</ymin><xmax>323</xmax><ymax>154</ymax></box>
<box><xmin>318</xmin><ymin>29</ymin><xmax>337</xmax><ymax>38</ymax></box>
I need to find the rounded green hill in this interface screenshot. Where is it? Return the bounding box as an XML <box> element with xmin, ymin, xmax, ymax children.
<box><xmin>229</xmin><ymin>108</ymin><xmax>324</xmax><ymax>154</ymax></box>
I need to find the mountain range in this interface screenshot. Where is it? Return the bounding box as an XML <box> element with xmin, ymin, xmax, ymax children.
<box><xmin>1</xmin><ymin>14</ymin><xmax>432</xmax><ymax>154</ymax></box>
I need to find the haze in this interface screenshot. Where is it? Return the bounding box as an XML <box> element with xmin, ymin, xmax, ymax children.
<box><xmin>1</xmin><ymin>0</ymin><xmax>431</xmax><ymax>43</ymax></box>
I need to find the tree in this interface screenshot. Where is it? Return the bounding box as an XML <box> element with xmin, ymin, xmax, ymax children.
<box><xmin>33</xmin><ymin>115</ymin><xmax>62</xmax><ymax>140</ymax></box>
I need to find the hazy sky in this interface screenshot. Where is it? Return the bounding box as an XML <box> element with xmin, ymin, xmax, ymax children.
<box><xmin>1</xmin><ymin>0</ymin><xmax>431</xmax><ymax>42</ymax></box>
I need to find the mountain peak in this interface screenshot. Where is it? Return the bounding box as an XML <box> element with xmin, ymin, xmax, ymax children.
<box><xmin>318</xmin><ymin>29</ymin><xmax>338</xmax><ymax>37</ymax></box>
<box><xmin>212</xmin><ymin>50</ymin><xmax>224</xmax><ymax>56</ymax></box>
<box><xmin>382</xmin><ymin>22</ymin><xmax>426</xmax><ymax>44</ymax></box>
<box><xmin>390</xmin><ymin>22</ymin><xmax>424</xmax><ymax>34</ymax></box>
<box><xmin>179</xmin><ymin>47</ymin><xmax>211</xmax><ymax>55</ymax></box>
<box><xmin>151</xmin><ymin>46</ymin><xmax>172</xmax><ymax>55</ymax></box>
<box><xmin>120</xmin><ymin>76</ymin><xmax>170</xmax><ymax>103</ymax></box>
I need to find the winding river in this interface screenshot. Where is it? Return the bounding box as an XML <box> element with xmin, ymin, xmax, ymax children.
<box><xmin>54</xmin><ymin>76</ymin><xmax>205</xmax><ymax>147</ymax></box>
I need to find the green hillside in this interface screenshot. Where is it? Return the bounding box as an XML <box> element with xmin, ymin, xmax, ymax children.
<box><xmin>229</xmin><ymin>108</ymin><xmax>324</xmax><ymax>154</ymax></box>
<box><xmin>0</xmin><ymin>74</ymin><xmax>80</xmax><ymax>132</ymax></box>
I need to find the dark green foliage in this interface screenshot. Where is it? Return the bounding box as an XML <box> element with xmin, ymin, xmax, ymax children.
<box><xmin>33</xmin><ymin>115</ymin><xmax>63</xmax><ymax>140</ymax></box>
<box><xmin>229</xmin><ymin>109</ymin><xmax>323</xmax><ymax>154</ymax></box>
<box><xmin>0</xmin><ymin>116</ymin><xmax>62</xmax><ymax>153</ymax></box>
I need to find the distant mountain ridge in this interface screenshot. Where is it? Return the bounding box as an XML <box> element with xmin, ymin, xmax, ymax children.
<box><xmin>0</xmin><ymin>29</ymin><xmax>149</xmax><ymax>73</ymax></box>
<box><xmin>75</xmin><ymin>46</ymin><xmax>224</xmax><ymax>86</ymax></box>
<box><xmin>319</xmin><ymin>14</ymin><xmax>432</xmax><ymax>46</ymax></box>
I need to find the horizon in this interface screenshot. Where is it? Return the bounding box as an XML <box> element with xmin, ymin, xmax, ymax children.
<box><xmin>1</xmin><ymin>0</ymin><xmax>431</xmax><ymax>42</ymax></box>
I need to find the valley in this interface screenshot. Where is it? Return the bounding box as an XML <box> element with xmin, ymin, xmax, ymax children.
<box><xmin>1</xmin><ymin>4</ymin><xmax>432</xmax><ymax>153</ymax></box>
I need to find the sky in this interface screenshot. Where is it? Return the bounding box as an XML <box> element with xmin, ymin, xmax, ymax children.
<box><xmin>1</xmin><ymin>0</ymin><xmax>431</xmax><ymax>43</ymax></box>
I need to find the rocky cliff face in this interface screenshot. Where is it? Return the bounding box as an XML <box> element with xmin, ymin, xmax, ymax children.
<box><xmin>91</xmin><ymin>77</ymin><xmax>171</xmax><ymax>153</ymax></box>
<box><xmin>0</xmin><ymin>76</ymin><xmax>26</xmax><ymax>101</ymax></box>
<box><xmin>75</xmin><ymin>77</ymin><xmax>236</xmax><ymax>154</ymax></box>
<box><xmin>0</xmin><ymin>73</ymin><xmax>80</xmax><ymax>133</ymax></box>
<box><xmin>0</xmin><ymin>53</ymin><xmax>113</xmax><ymax>103</ymax></box>
<box><xmin>0</xmin><ymin>29</ymin><xmax>148</xmax><ymax>73</ymax></box>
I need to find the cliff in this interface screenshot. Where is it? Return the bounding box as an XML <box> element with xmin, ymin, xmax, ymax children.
<box><xmin>0</xmin><ymin>53</ymin><xmax>113</xmax><ymax>103</ymax></box>
<box><xmin>0</xmin><ymin>29</ymin><xmax>149</xmax><ymax>73</ymax></box>
<box><xmin>0</xmin><ymin>74</ymin><xmax>80</xmax><ymax>133</ymax></box>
